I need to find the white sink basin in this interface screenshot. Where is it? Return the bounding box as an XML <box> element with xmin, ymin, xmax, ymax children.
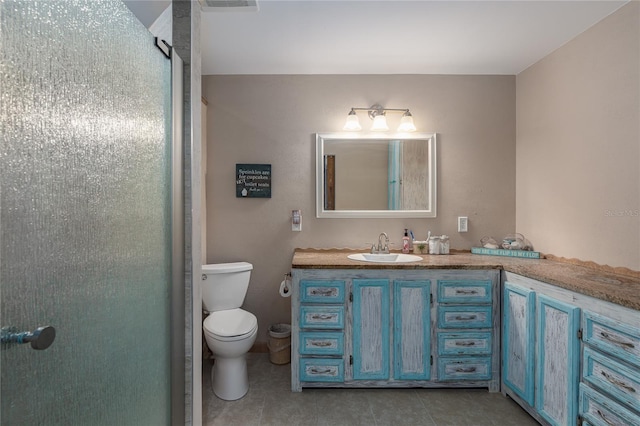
<box><xmin>347</xmin><ymin>253</ymin><xmax>423</xmax><ymax>263</ymax></box>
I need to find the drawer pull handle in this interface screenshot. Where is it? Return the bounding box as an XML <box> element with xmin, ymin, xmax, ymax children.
<box><xmin>600</xmin><ymin>331</ymin><xmax>635</xmax><ymax>349</ymax></box>
<box><xmin>455</xmin><ymin>289</ymin><xmax>478</xmax><ymax>295</ymax></box>
<box><xmin>455</xmin><ymin>367</ymin><xmax>477</xmax><ymax>373</ymax></box>
<box><xmin>310</xmin><ymin>288</ymin><xmax>337</xmax><ymax>297</ymax></box>
<box><xmin>309</xmin><ymin>367</ymin><xmax>334</xmax><ymax>375</ymax></box>
<box><xmin>455</xmin><ymin>341</ymin><xmax>476</xmax><ymax>347</ymax></box>
<box><xmin>311</xmin><ymin>314</ymin><xmax>336</xmax><ymax>321</ymax></box>
<box><xmin>596</xmin><ymin>409</ymin><xmax>617</xmax><ymax>426</ymax></box>
<box><xmin>454</xmin><ymin>315</ymin><xmax>477</xmax><ymax>321</ymax></box>
<box><xmin>310</xmin><ymin>341</ymin><xmax>333</xmax><ymax>347</ymax></box>
<box><xmin>601</xmin><ymin>371</ymin><xmax>636</xmax><ymax>393</ymax></box>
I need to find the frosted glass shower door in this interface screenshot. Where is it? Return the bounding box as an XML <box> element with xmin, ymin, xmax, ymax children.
<box><xmin>1</xmin><ymin>1</ymin><xmax>177</xmax><ymax>424</ymax></box>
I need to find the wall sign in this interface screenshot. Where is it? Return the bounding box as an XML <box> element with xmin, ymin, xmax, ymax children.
<box><xmin>236</xmin><ymin>164</ymin><xmax>271</xmax><ymax>198</ymax></box>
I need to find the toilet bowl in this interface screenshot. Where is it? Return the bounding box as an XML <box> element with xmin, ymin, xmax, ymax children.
<box><xmin>201</xmin><ymin>262</ymin><xmax>257</xmax><ymax>401</ymax></box>
<box><xmin>203</xmin><ymin>309</ymin><xmax>258</xmax><ymax>400</ymax></box>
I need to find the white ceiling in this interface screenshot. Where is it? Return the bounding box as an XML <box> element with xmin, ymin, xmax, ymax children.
<box><xmin>128</xmin><ymin>0</ymin><xmax>629</xmax><ymax>76</ymax></box>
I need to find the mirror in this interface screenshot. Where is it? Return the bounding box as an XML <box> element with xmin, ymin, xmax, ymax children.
<box><xmin>316</xmin><ymin>133</ymin><xmax>437</xmax><ymax>218</ymax></box>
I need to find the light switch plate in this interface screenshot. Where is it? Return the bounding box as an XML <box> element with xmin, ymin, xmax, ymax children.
<box><xmin>292</xmin><ymin>210</ymin><xmax>302</xmax><ymax>231</ymax></box>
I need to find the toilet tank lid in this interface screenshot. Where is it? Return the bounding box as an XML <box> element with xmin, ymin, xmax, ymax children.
<box><xmin>202</xmin><ymin>262</ymin><xmax>253</xmax><ymax>274</ymax></box>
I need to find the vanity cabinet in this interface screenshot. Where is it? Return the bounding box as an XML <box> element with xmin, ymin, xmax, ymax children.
<box><xmin>291</xmin><ymin>269</ymin><xmax>499</xmax><ymax>392</ymax></box>
<box><xmin>436</xmin><ymin>279</ymin><xmax>497</xmax><ymax>387</ymax></box>
<box><xmin>393</xmin><ymin>280</ymin><xmax>431</xmax><ymax>380</ymax></box>
<box><xmin>502</xmin><ymin>282</ymin><xmax>536</xmax><ymax>405</ymax></box>
<box><xmin>351</xmin><ymin>278</ymin><xmax>433</xmax><ymax>381</ymax></box>
<box><xmin>579</xmin><ymin>311</ymin><xmax>640</xmax><ymax>426</ymax></box>
<box><xmin>297</xmin><ymin>280</ymin><xmax>346</xmax><ymax>383</ymax></box>
<box><xmin>502</xmin><ymin>272</ymin><xmax>640</xmax><ymax>426</ymax></box>
<box><xmin>352</xmin><ymin>279</ymin><xmax>391</xmax><ymax>380</ymax></box>
<box><xmin>535</xmin><ymin>295</ymin><xmax>581</xmax><ymax>426</ymax></box>
<box><xmin>502</xmin><ymin>277</ymin><xmax>581</xmax><ymax>426</ymax></box>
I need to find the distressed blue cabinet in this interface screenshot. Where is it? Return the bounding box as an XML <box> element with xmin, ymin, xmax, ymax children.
<box><xmin>300</xmin><ymin>358</ymin><xmax>344</xmax><ymax>383</ymax></box>
<box><xmin>393</xmin><ymin>280</ymin><xmax>431</xmax><ymax>380</ymax></box>
<box><xmin>352</xmin><ymin>279</ymin><xmax>390</xmax><ymax>380</ymax></box>
<box><xmin>502</xmin><ymin>274</ymin><xmax>581</xmax><ymax>426</ymax></box>
<box><xmin>536</xmin><ymin>295</ymin><xmax>581</xmax><ymax>426</ymax></box>
<box><xmin>582</xmin><ymin>311</ymin><xmax>640</xmax><ymax>368</ymax></box>
<box><xmin>294</xmin><ymin>279</ymin><xmax>346</xmax><ymax>389</ymax></box>
<box><xmin>351</xmin><ymin>278</ymin><xmax>433</xmax><ymax>382</ymax></box>
<box><xmin>438</xmin><ymin>280</ymin><xmax>493</xmax><ymax>304</ymax></box>
<box><xmin>291</xmin><ymin>269</ymin><xmax>499</xmax><ymax>391</ymax></box>
<box><xmin>579</xmin><ymin>310</ymin><xmax>640</xmax><ymax>425</ymax></box>
<box><xmin>300</xmin><ymin>280</ymin><xmax>345</xmax><ymax>304</ymax></box>
<box><xmin>502</xmin><ymin>282</ymin><xmax>535</xmax><ymax>405</ymax></box>
<box><xmin>579</xmin><ymin>383</ymin><xmax>640</xmax><ymax>426</ymax></box>
<box><xmin>436</xmin><ymin>277</ymin><xmax>499</xmax><ymax>390</ymax></box>
<box><xmin>299</xmin><ymin>332</ymin><xmax>344</xmax><ymax>356</ymax></box>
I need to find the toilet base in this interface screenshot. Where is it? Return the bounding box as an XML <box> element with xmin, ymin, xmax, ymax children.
<box><xmin>211</xmin><ymin>356</ymin><xmax>249</xmax><ymax>401</ymax></box>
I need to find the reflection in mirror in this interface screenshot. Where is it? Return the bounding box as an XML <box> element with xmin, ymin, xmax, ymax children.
<box><xmin>316</xmin><ymin>133</ymin><xmax>437</xmax><ymax>218</ymax></box>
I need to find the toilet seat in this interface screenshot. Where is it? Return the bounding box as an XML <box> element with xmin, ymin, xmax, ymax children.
<box><xmin>203</xmin><ymin>308</ymin><xmax>257</xmax><ymax>341</ymax></box>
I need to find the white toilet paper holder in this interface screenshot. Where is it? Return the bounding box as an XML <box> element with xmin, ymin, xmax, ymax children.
<box><xmin>279</xmin><ymin>272</ymin><xmax>292</xmax><ymax>297</ymax></box>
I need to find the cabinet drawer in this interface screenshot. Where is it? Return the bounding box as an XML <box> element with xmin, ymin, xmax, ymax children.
<box><xmin>583</xmin><ymin>347</ymin><xmax>640</xmax><ymax>413</ymax></box>
<box><xmin>583</xmin><ymin>312</ymin><xmax>640</xmax><ymax>369</ymax></box>
<box><xmin>300</xmin><ymin>306</ymin><xmax>344</xmax><ymax>329</ymax></box>
<box><xmin>438</xmin><ymin>306</ymin><xmax>492</xmax><ymax>329</ymax></box>
<box><xmin>299</xmin><ymin>332</ymin><xmax>344</xmax><ymax>356</ymax></box>
<box><xmin>437</xmin><ymin>357</ymin><xmax>492</xmax><ymax>381</ymax></box>
<box><xmin>579</xmin><ymin>383</ymin><xmax>640</xmax><ymax>426</ymax></box>
<box><xmin>300</xmin><ymin>280</ymin><xmax>345</xmax><ymax>304</ymax></box>
<box><xmin>437</xmin><ymin>280</ymin><xmax>492</xmax><ymax>304</ymax></box>
<box><xmin>437</xmin><ymin>332</ymin><xmax>492</xmax><ymax>356</ymax></box>
<box><xmin>300</xmin><ymin>358</ymin><xmax>344</xmax><ymax>382</ymax></box>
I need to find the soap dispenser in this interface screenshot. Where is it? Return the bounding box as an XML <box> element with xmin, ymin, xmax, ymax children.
<box><xmin>402</xmin><ymin>229</ymin><xmax>410</xmax><ymax>254</ymax></box>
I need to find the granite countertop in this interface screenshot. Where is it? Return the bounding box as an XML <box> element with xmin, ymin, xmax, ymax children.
<box><xmin>291</xmin><ymin>248</ymin><xmax>640</xmax><ymax>311</ymax></box>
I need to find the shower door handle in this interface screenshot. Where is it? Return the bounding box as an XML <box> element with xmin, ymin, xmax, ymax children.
<box><xmin>1</xmin><ymin>325</ymin><xmax>56</xmax><ymax>350</ymax></box>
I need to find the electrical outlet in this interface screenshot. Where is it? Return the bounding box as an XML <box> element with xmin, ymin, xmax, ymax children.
<box><xmin>458</xmin><ymin>216</ymin><xmax>468</xmax><ymax>232</ymax></box>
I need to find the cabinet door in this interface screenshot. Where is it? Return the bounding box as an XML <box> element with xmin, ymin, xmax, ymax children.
<box><xmin>536</xmin><ymin>295</ymin><xmax>580</xmax><ymax>426</ymax></box>
<box><xmin>352</xmin><ymin>279</ymin><xmax>390</xmax><ymax>380</ymax></box>
<box><xmin>502</xmin><ymin>282</ymin><xmax>535</xmax><ymax>405</ymax></box>
<box><xmin>393</xmin><ymin>280</ymin><xmax>431</xmax><ymax>380</ymax></box>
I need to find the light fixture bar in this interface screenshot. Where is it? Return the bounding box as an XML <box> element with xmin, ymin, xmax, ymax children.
<box><xmin>343</xmin><ymin>104</ymin><xmax>416</xmax><ymax>132</ymax></box>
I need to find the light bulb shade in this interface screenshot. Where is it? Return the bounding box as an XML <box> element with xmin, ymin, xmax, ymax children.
<box><xmin>370</xmin><ymin>114</ymin><xmax>389</xmax><ymax>131</ymax></box>
<box><xmin>397</xmin><ymin>114</ymin><xmax>416</xmax><ymax>132</ymax></box>
<box><xmin>343</xmin><ymin>113</ymin><xmax>362</xmax><ymax>131</ymax></box>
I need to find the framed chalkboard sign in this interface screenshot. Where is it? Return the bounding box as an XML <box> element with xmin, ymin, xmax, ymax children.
<box><xmin>236</xmin><ymin>164</ymin><xmax>271</xmax><ymax>198</ymax></box>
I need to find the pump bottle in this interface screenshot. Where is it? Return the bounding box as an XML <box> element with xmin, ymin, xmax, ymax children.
<box><xmin>402</xmin><ymin>229</ymin><xmax>410</xmax><ymax>254</ymax></box>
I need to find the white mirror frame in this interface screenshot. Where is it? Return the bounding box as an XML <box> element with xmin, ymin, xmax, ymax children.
<box><xmin>316</xmin><ymin>132</ymin><xmax>437</xmax><ymax>218</ymax></box>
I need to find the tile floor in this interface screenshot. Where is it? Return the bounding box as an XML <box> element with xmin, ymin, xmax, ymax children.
<box><xmin>202</xmin><ymin>354</ymin><xmax>539</xmax><ymax>426</ymax></box>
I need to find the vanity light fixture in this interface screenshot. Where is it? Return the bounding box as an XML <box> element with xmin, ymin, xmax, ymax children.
<box><xmin>343</xmin><ymin>109</ymin><xmax>362</xmax><ymax>131</ymax></box>
<box><xmin>343</xmin><ymin>104</ymin><xmax>416</xmax><ymax>132</ymax></box>
<box><xmin>370</xmin><ymin>114</ymin><xmax>389</xmax><ymax>131</ymax></box>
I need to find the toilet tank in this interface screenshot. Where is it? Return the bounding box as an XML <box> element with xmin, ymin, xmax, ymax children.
<box><xmin>201</xmin><ymin>262</ymin><xmax>253</xmax><ymax>312</ymax></box>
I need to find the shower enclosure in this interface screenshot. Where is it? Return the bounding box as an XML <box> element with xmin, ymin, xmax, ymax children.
<box><xmin>1</xmin><ymin>0</ymin><xmax>184</xmax><ymax>424</ymax></box>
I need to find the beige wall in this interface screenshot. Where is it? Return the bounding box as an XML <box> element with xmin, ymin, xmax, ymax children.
<box><xmin>516</xmin><ymin>2</ymin><xmax>639</xmax><ymax>270</ymax></box>
<box><xmin>203</xmin><ymin>74</ymin><xmax>516</xmax><ymax>344</ymax></box>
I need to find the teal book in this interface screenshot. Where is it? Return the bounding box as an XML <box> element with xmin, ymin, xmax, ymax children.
<box><xmin>471</xmin><ymin>247</ymin><xmax>541</xmax><ymax>259</ymax></box>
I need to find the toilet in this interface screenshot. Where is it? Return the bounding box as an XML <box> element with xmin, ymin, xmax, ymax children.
<box><xmin>202</xmin><ymin>262</ymin><xmax>258</xmax><ymax>401</ymax></box>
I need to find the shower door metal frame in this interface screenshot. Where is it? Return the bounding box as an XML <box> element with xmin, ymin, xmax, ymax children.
<box><xmin>170</xmin><ymin>50</ymin><xmax>186</xmax><ymax>425</ymax></box>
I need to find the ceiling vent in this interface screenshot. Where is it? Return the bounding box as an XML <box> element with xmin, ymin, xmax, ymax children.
<box><xmin>199</xmin><ymin>0</ymin><xmax>259</xmax><ymax>12</ymax></box>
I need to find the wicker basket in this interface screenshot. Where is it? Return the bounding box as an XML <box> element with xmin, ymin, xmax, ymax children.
<box><xmin>267</xmin><ymin>324</ymin><xmax>291</xmax><ymax>365</ymax></box>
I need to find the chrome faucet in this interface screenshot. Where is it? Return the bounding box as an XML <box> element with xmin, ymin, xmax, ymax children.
<box><xmin>371</xmin><ymin>232</ymin><xmax>390</xmax><ymax>254</ymax></box>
